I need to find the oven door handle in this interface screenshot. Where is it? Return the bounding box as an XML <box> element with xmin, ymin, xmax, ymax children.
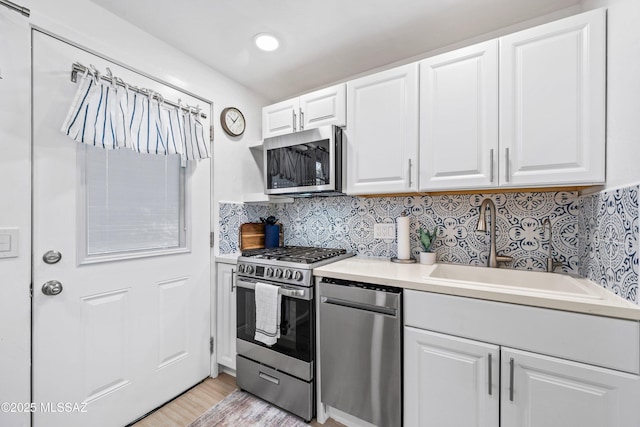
<box><xmin>236</xmin><ymin>279</ymin><xmax>308</xmax><ymax>299</ymax></box>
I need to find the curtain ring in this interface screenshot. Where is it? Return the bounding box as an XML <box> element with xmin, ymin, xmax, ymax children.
<box><xmin>89</xmin><ymin>64</ymin><xmax>100</xmax><ymax>83</ymax></box>
<box><xmin>177</xmin><ymin>99</ymin><xmax>186</xmax><ymax>115</ymax></box>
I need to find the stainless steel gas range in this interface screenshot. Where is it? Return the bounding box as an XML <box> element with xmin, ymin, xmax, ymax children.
<box><xmin>235</xmin><ymin>246</ymin><xmax>354</xmax><ymax>422</ymax></box>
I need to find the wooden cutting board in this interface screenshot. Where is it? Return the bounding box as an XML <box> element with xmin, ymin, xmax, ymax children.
<box><xmin>239</xmin><ymin>223</ymin><xmax>284</xmax><ymax>250</ymax></box>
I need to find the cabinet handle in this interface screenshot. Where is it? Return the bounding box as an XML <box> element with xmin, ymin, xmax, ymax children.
<box><xmin>292</xmin><ymin>110</ymin><xmax>297</xmax><ymax>132</ymax></box>
<box><xmin>489</xmin><ymin>149</ymin><xmax>494</xmax><ymax>183</ymax></box>
<box><xmin>505</xmin><ymin>148</ymin><xmax>510</xmax><ymax>183</ymax></box>
<box><xmin>509</xmin><ymin>357</ymin><xmax>515</xmax><ymax>402</ymax></box>
<box><xmin>408</xmin><ymin>159</ymin><xmax>413</xmax><ymax>188</ymax></box>
<box><xmin>231</xmin><ymin>268</ymin><xmax>236</xmax><ymax>293</ymax></box>
<box><xmin>300</xmin><ymin>108</ymin><xmax>304</xmax><ymax>130</ymax></box>
<box><xmin>488</xmin><ymin>353</ymin><xmax>492</xmax><ymax>395</ymax></box>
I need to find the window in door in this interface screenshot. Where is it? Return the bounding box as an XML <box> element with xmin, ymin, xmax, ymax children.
<box><xmin>80</xmin><ymin>145</ymin><xmax>187</xmax><ymax>263</ymax></box>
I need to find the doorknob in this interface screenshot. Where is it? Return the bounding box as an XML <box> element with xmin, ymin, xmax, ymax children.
<box><xmin>42</xmin><ymin>280</ymin><xmax>63</xmax><ymax>296</ymax></box>
<box><xmin>42</xmin><ymin>250</ymin><xmax>62</xmax><ymax>265</ymax></box>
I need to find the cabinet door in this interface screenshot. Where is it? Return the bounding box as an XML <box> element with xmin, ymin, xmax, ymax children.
<box><xmin>502</xmin><ymin>348</ymin><xmax>640</xmax><ymax>427</ymax></box>
<box><xmin>404</xmin><ymin>327</ymin><xmax>499</xmax><ymax>427</ymax></box>
<box><xmin>419</xmin><ymin>40</ymin><xmax>499</xmax><ymax>191</ymax></box>
<box><xmin>346</xmin><ymin>63</ymin><xmax>419</xmax><ymax>195</ymax></box>
<box><xmin>262</xmin><ymin>97</ymin><xmax>300</xmax><ymax>138</ymax></box>
<box><xmin>299</xmin><ymin>84</ymin><xmax>346</xmax><ymax>130</ymax></box>
<box><xmin>216</xmin><ymin>263</ymin><xmax>236</xmax><ymax>370</ymax></box>
<box><xmin>499</xmin><ymin>8</ymin><xmax>605</xmax><ymax>187</ymax></box>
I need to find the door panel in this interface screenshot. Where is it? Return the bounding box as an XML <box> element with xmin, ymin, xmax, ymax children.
<box><xmin>299</xmin><ymin>84</ymin><xmax>346</xmax><ymax>130</ymax></box>
<box><xmin>419</xmin><ymin>40</ymin><xmax>498</xmax><ymax>190</ymax></box>
<box><xmin>158</xmin><ymin>278</ymin><xmax>190</xmax><ymax>367</ymax></box>
<box><xmin>262</xmin><ymin>98</ymin><xmax>299</xmax><ymax>138</ymax></box>
<box><xmin>32</xmin><ymin>31</ymin><xmax>211</xmax><ymax>427</ymax></box>
<box><xmin>216</xmin><ymin>263</ymin><xmax>236</xmax><ymax>369</ymax></box>
<box><xmin>501</xmin><ymin>348</ymin><xmax>640</xmax><ymax>427</ymax></box>
<box><xmin>499</xmin><ymin>9</ymin><xmax>605</xmax><ymax>186</ymax></box>
<box><xmin>404</xmin><ymin>327</ymin><xmax>499</xmax><ymax>427</ymax></box>
<box><xmin>346</xmin><ymin>64</ymin><xmax>419</xmax><ymax>195</ymax></box>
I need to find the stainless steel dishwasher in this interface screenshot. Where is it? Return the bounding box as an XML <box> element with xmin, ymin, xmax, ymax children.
<box><xmin>318</xmin><ymin>277</ymin><xmax>402</xmax><ymax>427</ymax></box>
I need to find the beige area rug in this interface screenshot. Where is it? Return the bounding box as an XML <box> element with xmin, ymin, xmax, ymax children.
<box><xmin>188</xmin><ymin>389</ymin><xmax>310</xmax><ymax>427</ymax></box>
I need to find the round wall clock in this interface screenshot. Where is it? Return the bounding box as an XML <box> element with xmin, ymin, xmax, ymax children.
<box><xmin>220</xmin><ymin>107</ymin><xmax>246</xmax><ymax>137</ymax></box>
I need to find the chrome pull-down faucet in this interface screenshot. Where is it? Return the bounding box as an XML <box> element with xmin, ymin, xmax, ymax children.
<box><xmin>476</xmin><ymin>198</ymin><xmax>513</xmax><ymax>268</ymax></box>
<box><xmin>542</xmin><ymin>218</ymin><xmax>562</xmax><ymax>272</ymax></box>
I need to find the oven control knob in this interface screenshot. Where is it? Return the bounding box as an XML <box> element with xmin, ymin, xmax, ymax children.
<box><xmin>293</xmin><ymin>271</ymin><xmax>303</xmax><ymax>281</ymax></box>
<box><xmin>266</xmin><ymin>267</ymin><xmax>274</xmax><ymax>277</ymax></box>
<box><xmin>274</xmin><ymin>268</ymin><xmax>283</xmax><ymax>278</ymax></box>
<box><xmin>245</xmin><ymin>265</ymin><xmax>254</xmax><ymax>275</ymax></box>
<box><xmin>237</xmin><ymin>264</ymin><xmax>245</xmax><ymax>274</ymax></box>
<box><xmin>284</xmin><ymin>269</ymin><xmax>292</xmax><ymax>280</ymax></box>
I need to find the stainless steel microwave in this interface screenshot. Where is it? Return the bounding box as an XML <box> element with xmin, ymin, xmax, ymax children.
<box><xmin>263</xmin><ymin>125</ymin><xmax>343</xmax><ymax>196</ymax></box>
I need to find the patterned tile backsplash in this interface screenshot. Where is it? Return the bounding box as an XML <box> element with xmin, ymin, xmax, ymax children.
<box><xmin>220</xmin><ymin>191</ymin><xmax>580</xmax><ymax>274</ymax></box>
<box><xmin>220</xmin><ymin>187</ymin><xmax>640</xmax><ymax>304</ymax></box>
<box><xmin>578</xmin><ymin>186</ymin><xmax>638</xmax><ymax>304</ymax></box>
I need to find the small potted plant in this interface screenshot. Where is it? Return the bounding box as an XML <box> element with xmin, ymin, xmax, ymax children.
<box><xmin>418</xmin><ymin>227</ymin><xmax>438</xmax><ymax>265</ymax></box>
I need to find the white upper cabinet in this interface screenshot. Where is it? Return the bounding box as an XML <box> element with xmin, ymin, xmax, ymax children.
<box><xmin>299</xmin><ymin>84</ymin><xmax>346</xmax><ymax>131</ymax></box>
<box><xmin>262</xmin><ymin>84</ymin><xmax>346</xmax><ymax>139</ymax></box>
<box><xmin>345</xmin><ymin>63</ymin><xmax>419</xmax><ymax>195</ymax></box>
<box><xmin>419</xmin><ymin>40</ymin><xmax>499</xmax><ymax>191</ymax></box>
<box><xmin>262</xmin><ymin>98</ymin><xmax>299</xmax><ymax>138</ymax></box>
<box><xmin>499</xmin><ymin>8</ymin><xmax>606</xmax><ymax>187</ymax></box>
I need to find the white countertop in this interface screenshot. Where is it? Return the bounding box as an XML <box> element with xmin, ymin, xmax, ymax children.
<box><xmin>313</xmin><ymin>257</ymin><xmax>640</xmax><ymax>321</ymax></box>
<box><xmin>215</xmin><ymin>253</ymin><xmax>239</xmax><ymax>264</ymax></box>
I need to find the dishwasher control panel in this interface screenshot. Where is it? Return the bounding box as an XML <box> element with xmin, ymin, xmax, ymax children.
<box><xmin>320</xmin><ymin>277</ymin><xmax>402</xmax><ymax>294</ymax></box>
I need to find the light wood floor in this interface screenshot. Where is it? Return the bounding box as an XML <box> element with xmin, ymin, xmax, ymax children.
<box><xmin>131</xmin><ymin>373</ymin><xmax>343</xmax><ymax>427</ymax></box>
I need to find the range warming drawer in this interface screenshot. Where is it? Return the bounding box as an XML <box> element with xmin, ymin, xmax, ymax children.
<box><xmin>236</xmin><ymin>355</ymin><xmax>314</xmax><ymax>422</ymax></box>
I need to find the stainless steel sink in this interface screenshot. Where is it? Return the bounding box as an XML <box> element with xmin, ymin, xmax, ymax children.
<box><xmin>428</xmin><ymin>264</ymin><xmax>603</xmax><ymax>300</ymax></box>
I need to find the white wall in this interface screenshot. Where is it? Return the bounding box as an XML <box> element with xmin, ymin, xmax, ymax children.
<box><xmin>28</xmin><ymin>0</ymin><xmax>268</xmax><ymax>251</ymax></box>
<box><xmin>1</xmin><ymin>0</ymin><xmax>265</xmax><ymax>423</ymax></box>
<box><xmin>0</xmin><ymin>7</ymin><xmax>31</xmax><ymax>427</ymax></box>
<box><xmin>581</xmin><ymin>0</ymin><xmax>640</xmax><ymax>190</ymax></box>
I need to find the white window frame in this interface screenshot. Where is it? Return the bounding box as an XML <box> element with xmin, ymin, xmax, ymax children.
<box><xmin>76</xmin><ymin>145</ymin><xmax>191</xmax><ymax>265</ymax></box>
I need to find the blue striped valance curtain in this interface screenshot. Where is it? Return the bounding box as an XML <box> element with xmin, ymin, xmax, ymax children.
<box><xmin>61</xmin><ymin>69</ymin><xmax>210</xmax><ymax>162</ymax></box>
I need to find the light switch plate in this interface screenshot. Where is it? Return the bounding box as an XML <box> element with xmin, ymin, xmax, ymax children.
<box><xmin>0</xmin><ymin>228</ymin><xmax>18</xmax><ymax>259</ymax></box>
<box><xmin>374</xmin><ymin>223</ymin><xmax>396</xmax><ymax>239</ymax></box>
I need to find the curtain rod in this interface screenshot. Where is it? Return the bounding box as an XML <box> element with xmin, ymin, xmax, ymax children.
<box><xmin>70</xmin><ymin>62</ymin><xmax>207</xmax><ymax>119</ymax></box>
<box><xmin>0</xmin><ymin>0</ymin><xmax>29</xmax><ymax>16</ymax></box>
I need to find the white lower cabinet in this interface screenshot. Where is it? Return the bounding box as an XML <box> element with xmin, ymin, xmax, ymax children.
<box><xmin>502</xmin><ymin>348</ymin><xmax>640</xmax><ymax>427</ymax></box>
<box><xmin>216</xmin><ymin>262</ymin><xmax>236</xmax><ymax>370</ymax></box>
<box><xmin>404</xmin><ymin>290</ymin><xmax>640</xmax><ymax>427</ymax></box>
<box><xmin>404</xmin><ymin>328</ymin><xmax>499</xmax><ymax>427</ymax></box>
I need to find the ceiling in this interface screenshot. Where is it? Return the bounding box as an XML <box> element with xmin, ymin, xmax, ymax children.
<box><xmin>89</xmin><ymin>0</ymin><xmax>582</xmax><ymax>101</ymax></box>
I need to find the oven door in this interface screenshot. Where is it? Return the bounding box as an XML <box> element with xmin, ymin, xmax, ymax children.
<box><xmin>236</xmin><ymin>277</ymin><xmax>314</xmax><ymax>378</ymax></box>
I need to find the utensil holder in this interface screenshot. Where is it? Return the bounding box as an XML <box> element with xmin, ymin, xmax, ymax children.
<box><xmin>264</xmin><ymin>224</ymin><xmax>280</xmax><ymax>248</ymax></box>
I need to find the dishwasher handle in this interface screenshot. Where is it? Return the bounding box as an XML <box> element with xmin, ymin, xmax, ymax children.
<box><xmin>320</xmin><ymin>296</ymin><xmax>397</xmax><ymax>317</ymax></box>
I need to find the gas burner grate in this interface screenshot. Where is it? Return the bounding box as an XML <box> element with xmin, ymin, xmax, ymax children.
<box><xmin>241</xmin><ymin>246</ymin><xmax>347</xmax><ymax>264</ymax></box>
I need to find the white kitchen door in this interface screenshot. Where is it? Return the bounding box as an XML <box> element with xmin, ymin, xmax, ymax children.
<box><xmin>32</xmin><ymin>32</ymin><xmax>211</xmax><ymax>427</ymax></box>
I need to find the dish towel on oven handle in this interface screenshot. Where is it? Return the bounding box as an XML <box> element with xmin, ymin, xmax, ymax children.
<box><xmin>254</xmin><ymin>282</ymin><xmax>282</xmax><ymax>346</ymax></box>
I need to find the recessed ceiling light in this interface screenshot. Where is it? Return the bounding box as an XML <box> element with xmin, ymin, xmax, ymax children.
<box><xmin>254</xmin><ymin>33</ymin><xmax>280</xmax><ymax>52</ymax></box>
